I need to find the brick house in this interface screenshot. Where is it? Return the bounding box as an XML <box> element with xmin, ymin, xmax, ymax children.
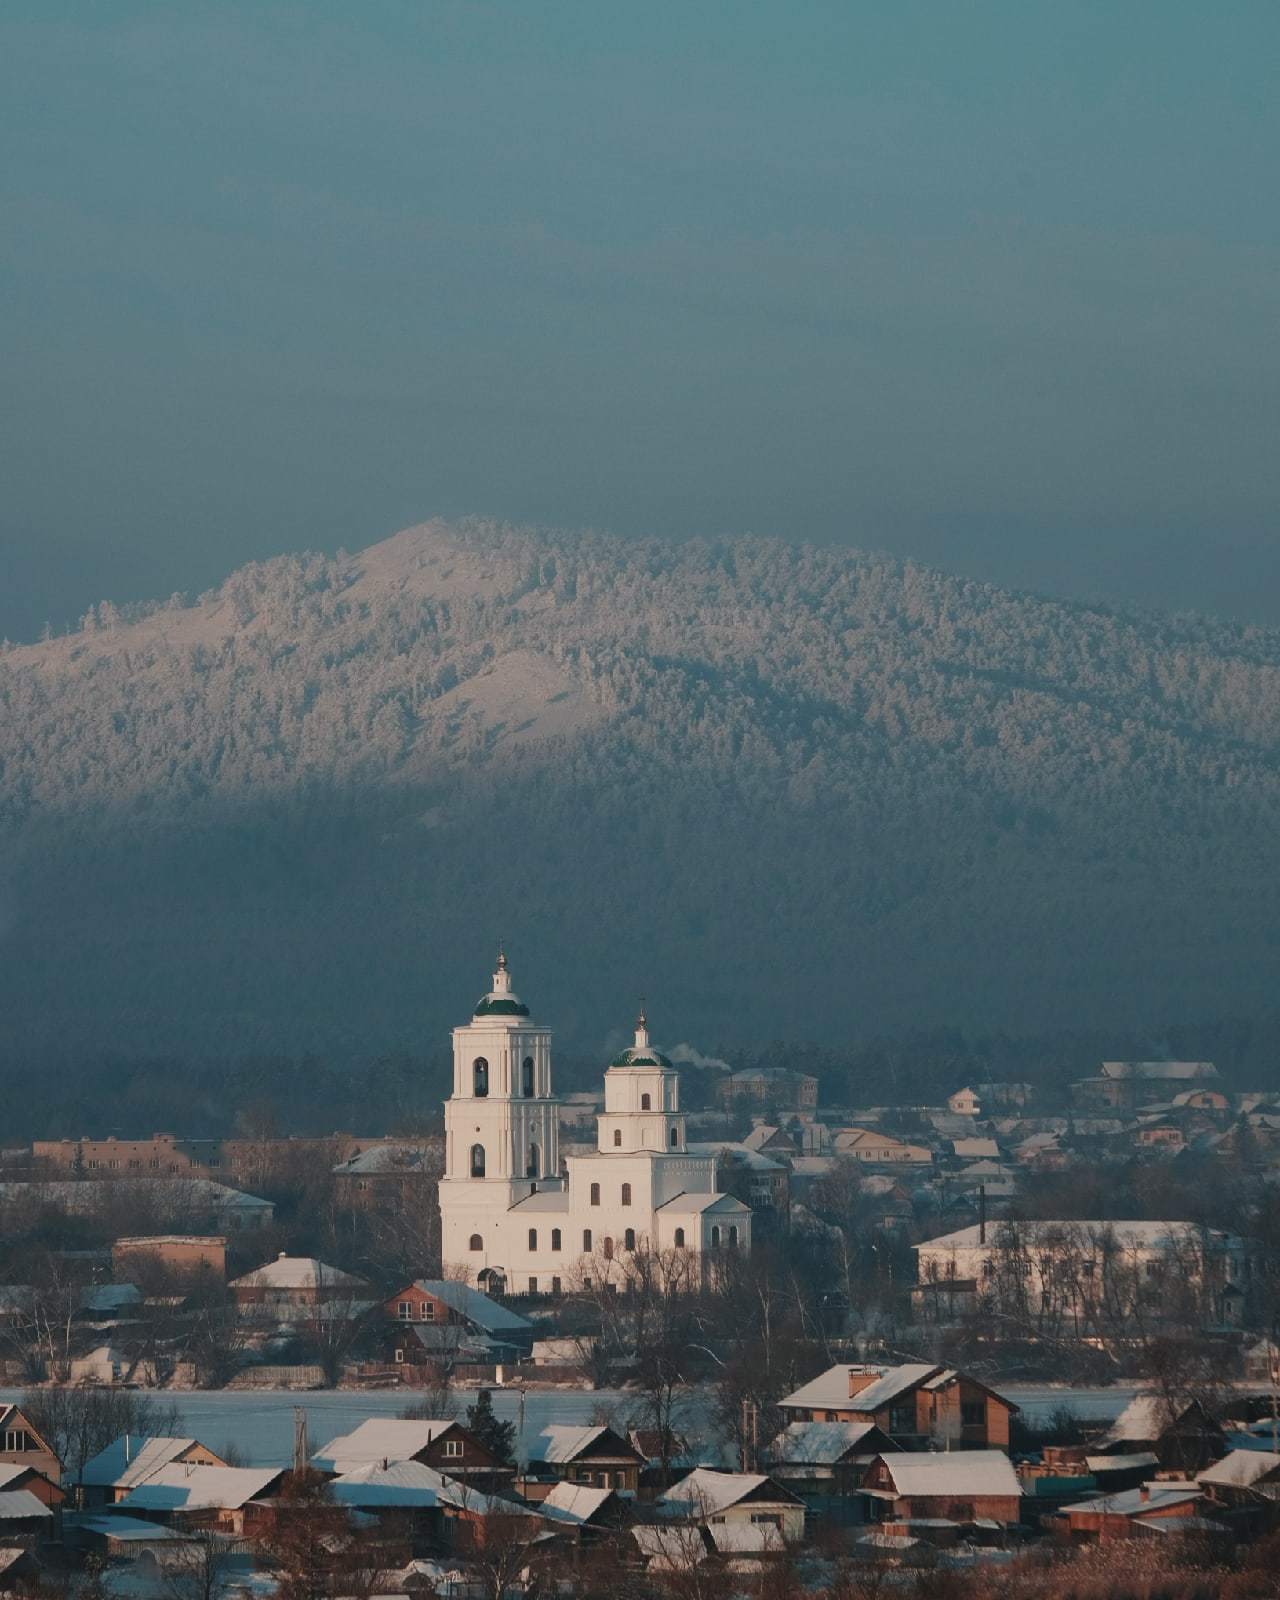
<box><xmin>229</xmin><ymin>1254</ymin><xmax>369</xmax><ymax>1314</ymax></box>
<box><xmin>0</xmin><ymin>1404</ymin><xmax>62</xmax><ymax>1486</ymax></box>
<box><xmin>383</xmin><ymin>1280</ymin><xmax>533</xmax><ymax>1358</ymax></box>
<box><xmin>1057</xmin><ymin>1483</ymin><xmax>1204</xmax><ymax>1543</ymax></box>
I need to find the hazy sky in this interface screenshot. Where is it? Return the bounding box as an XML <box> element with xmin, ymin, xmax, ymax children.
<box><xmin>3</xmin><ymin>1</ymin><xmax>1278</xmax><ymax>641</ymax></box>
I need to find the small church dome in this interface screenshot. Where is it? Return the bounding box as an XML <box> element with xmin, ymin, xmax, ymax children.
<box><xmin>609</xmin><ymin>1006</ymin><xmax>672</xmax><ymax>1068</ymax></box>
<box><xmin>473</xmin><ymin>951</ymin><xmax>531</xmax><ymax>1018</ymax></box>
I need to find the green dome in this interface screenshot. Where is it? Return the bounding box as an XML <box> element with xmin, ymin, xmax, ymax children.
<box><xmin>475</xmin><ymin>995</ymin><xmax>530</xmax><ymax>1018</ymax></box>
<box><xmin>610</xmin><ymin>1046</ymin><xmax>673</xmax><ymax>1069</ymax></box>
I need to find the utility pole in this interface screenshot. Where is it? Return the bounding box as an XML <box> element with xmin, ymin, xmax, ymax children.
<box><xmin>293</xmin><ymin>1407</ymin><xmax>308</xmax><ymax>1475</ymax></box>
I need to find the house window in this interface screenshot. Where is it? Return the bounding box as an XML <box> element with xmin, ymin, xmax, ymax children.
<box><xmin>397</xmin><ymin>1301</ymin><xmax>413</xmax><ymax>1320</ymax></box>
<box><xmin>961</xmin><ymin>1400</ymin><xmax>986</xmax><ymax>1428</ymax></box>
<box><xmin>469</xmin><ymin>1234</ymin><xmax>484</xmax><ymax>1251</ymax></box>
<box><xmin>590</xmin><ymin>1183</ymin><xmax>600</xmax><ymax>1206</ymax></box>
<box><xmin>750</xmin><ymin>1514</ymin><xmax>781</xmax><ymax>1526</ymax></box>
<box><xmin>444</xmin><ymin>1439</ymin><xmax>463</xmax><ymax>1457</ymax></box>
<box><xmin>473</xmin><ymin>1058</ymin><xmax>489</xmax><ymax>1097</ymax></box>
<box><xmin>422</xmin><ymin>1301</ymin><xmax>435</xmax><ymax>1322</ymax></box>
<box><xmin>624</xmin><ymin>1228</ymin><xmax>636</xmax><ymax>1251</ymax></box>
<box><xmin>641</xmin><ymin>1093</ymin><xmax>651</xmax><ymax>1110</ymax></box>
<box><xmin>670</xmin><ymin>1127</ymin><xmax>679</xmax><ymax>1147</ymax></box>
<box><xmin>4</xmin><ymin>1431</ymin><xmax>27</xmax><ymax>1452</ymax></box>
<box><xmin>613</xmin><ymin>1129</ymin><xmax>622</xmax><ymax>1147</ymax></box>
<box><xmin>621</xmin><ymin>1183</ymin><xmax>632</xmax><ymax>1206</ymax></box>
<box><xmin>528</xmin><ymin>1144</ymin><xmax>539</xmax><ymax>1178</ymax></box>
<box><xmin>528</xmin><ymin>1229</ymin><xmax>538</xmax><ymax>1251</ymax></box>
<box><xmin>674</xmin><ymin>1228</ymin><xmax>685</xmax><ymax>1248</ymax></box>
<box><xmin>470</xmin><ymin>1144</ymin><xmax>486</xmax><ymax>1178</ymax></box>
<box><xmin>523</xmin><ymin>1056</ymin><xmax>535</xmax><ymax>1097</ymax></box>
<box><xmin>551</xmin><ymin>1229</ymin><xmax>562</xmax><ymax>1251</ymax></box>
<box><xmin>394</xmin><ymin>1348</ymin><xmax>405</xmax><ymax>1364</ymax></box>
<box><xmin>583</xmin><ymin>1229</ymin><xmax>593</xmax><ymax>1251</ymax></box>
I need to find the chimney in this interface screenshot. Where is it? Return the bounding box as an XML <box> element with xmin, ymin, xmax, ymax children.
<box><xmin>1138</xmin><ymin>1485</ymin><xmax>1149</xmax><ymax>1502</ymax></box>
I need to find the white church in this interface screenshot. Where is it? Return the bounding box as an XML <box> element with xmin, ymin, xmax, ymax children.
<box><xmin>438</xmin><ymin>954</ymin><xmax>751</xmax><ymax>1294</ymax></box>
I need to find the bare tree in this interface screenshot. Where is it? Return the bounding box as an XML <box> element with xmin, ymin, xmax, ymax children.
<box><xmin>20</xmin><ymin>1385</ymin><xmax>180</xmax><ymax>1492</ymax></box>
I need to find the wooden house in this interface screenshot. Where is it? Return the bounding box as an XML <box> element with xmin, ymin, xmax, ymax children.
<box><xmin>1057</xmin><ymin>1483</ymin><xmax>1203</xmax><ymax>1543</ymax></box>
<box><xmin>657</xmin><ymin>1468</ymin><xmax>807</xmax><ymax>1545</ymax></box>
<box><xmin>779</xmin><ymin>1362</ymin><xmax>1015</xmax><ymax>1450</ymax></box>
<box><xmin>764</xmin><ymin>1421</ymin><xmax>899</xmax><ymax>1503</ymax></box>
<box><xmin>80</xmin><ymin>1435</ymin><xmax>228</xmax><ymax>1509</ymax></box>
<box><xmin>312</xmin><ymin>1417</ymin><xmax>511</xmax><ymax>1491</ymax></box>
<box><xmin>0</xmin><ymin>1405</ymin><xmax>61</xmax><ymax>1487</ymax></box>
<box><xmin>860</xmin><ymin>1450</ymin><xmax>1022</xmax><ymax>1527</ymax></box>
<box><xmin>1096</xmin><ymin>1396</ymin><xmax>1227</xmax><ymax>1476</ymax></box>
<box><xmin>522</xmin><ymin>1425</ymin><xmax>645</xmax><ymax>1496</ymax></box>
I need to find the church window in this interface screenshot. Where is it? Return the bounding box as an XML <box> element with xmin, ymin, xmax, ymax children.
<box><xmin>528</xmin><ymin>1229</ymin><xmax>538</xmax><ymax>1251</ymax></box>
<box><xmin>583</xmin><ymin>1229</ymin><xmax>592</xmax><ymax>1251</ymax></box>
<box><xmin>469</xmin><ymin>1234</ymin><xmax>483</xmax><ymax>1251</ymax></box>
<box><xmin>624</xmin><ymin>1228</ymin><xmax>636</xmax><ymax>1251</ymax></box>
<box><xmin>711</xmin><ymin>1225</ymin><xmax>721</xmax><ymax>1248</ymax></box>
<box><xmin>528</xmin><ymin>1277</ymin><xmax>538</xmax><ymax>1294</ymax></box>
<box><xmin>552</xmin><ymin>1276</ymin><xmax>562</xmax><ymax>1294</ymax></box>
<box><xmin>551</xmin><ymin>1228</ymin><xmax>562</xmax><ymax>1250</ymax></box>
<box><xmin>641</xmin><ymin>1093</ymin><xmax>651</xmax><ymax>1110</ymax></box>
<box><xmin>674</xmin><ymin>1228</ymin><xmax>685</xmax><ymax>1248</ymax></box>
<box><xmin>621</xmin><ymin>1183</ymin><xmax>632</xmax><ymax>1206</ymax></box>
<box><xmin>522</xmin><ymin>1056</ymin><xmax>535</xmax><ymax>1097</ymax></box>
<box><xmin>670</xmin><ymin>1127</ymin><xmax>679</xmax><ymax>1147</ymax></box>
<box><xmin>729</xmin><ymin>1225</ymin><xmax>739</xmax><ymax>1247</ymax></box>
<box><xmin>470</xmin><ymin>1144</ymin><xmax>486</xmax><ymax>1178</ymax></box>
<box><xmin>613</xmin><ymin>1129</ymin><xmax>622</xmax><ymax>1147</ymax></box>
<box><xmin>473</xmin><ymin>1058</ymin><xmax>489</xmax><ymax>1097</ymax></box>
<box><xmin>603</xmin><ymin>1237</ymin><xmax>614</xmax><ymax>1260</ymax></box>
<box><xmin>590</xmin><ymin>1183</ymin><xmax>600</xmax><ymax>1206</ymax></box>
<box><xmin>527</xmin><ymin>1143</ymin><xmax>539</xmax><ymax>1178</ymax></box>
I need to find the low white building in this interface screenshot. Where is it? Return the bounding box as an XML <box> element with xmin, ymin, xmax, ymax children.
<box><xmin>438</xmin><ymin>956</ymin><xmax>750</xmax><ymax>1294</ymax></box>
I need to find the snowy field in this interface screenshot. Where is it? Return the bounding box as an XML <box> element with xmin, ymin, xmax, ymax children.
<box><xmin>0</xmin><ymin>1380</ymin><xmax>1146</xmax><ymax>1466</ymax></box>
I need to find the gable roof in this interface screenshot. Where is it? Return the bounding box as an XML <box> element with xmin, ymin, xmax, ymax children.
<box><xmin>654</xmin><ymin>1192</ymin><xmax>751</xmax><ymax>1216</ymax></box>
<box><xmin>1067</xmin><ymin>1484</ymin><xmax>1201</xmax><ymax>1517</ymax></box>
<box><xmin>0</xmin><ymin>1405</ymin><xmax>53</xmax><ymax>1458</ymax></box>
<box><xmin>1102</xmin><ymin>1395</ymin><xmax>1223</xmax><ymax>1448</ymax></box>
<box><xmin>0</xmin><ymin>1492</ymin><xmax>51</xmax><ymax>1523</ymax></box>
<box><xmin>527</xmin><ymin>1425</ymin><xmax>639</xmax><ymax>1466</ymax></box>
<box><xmin>328</xmin><ymin>1461</ymin><xmax>445</xmax><ymax>1509</ymax></box>
<box><xmin>875</xmin><ymin>1451</ymin><xmax>1021</xmax><ymax>1499</ymax></box>
<box><xmin>81</xmin><ymin>1436</ymin><xmax>217</xmax><ymax>1491</ymax></box>
<box><xmin>765</xmin><ymin>1421</ymin><xmax>887</xmax><ymax>1466</ymax></box>
<box><xmin>659</xmin><ymin>1468</ymin><xmax>801</xmax><ymax>1516</ymax></box>
<box><xmin>397</xmin><ymin>1280</ymin><xmax>533</xmax><ymax>1333</ymax></box>
<box><xmin>538</xmin><ymin>1482</ymin><xmax>616</xmax><ymax>1526</ymax></box>
<box><xmin>311</xmin><ymin>1418</ymin><xmax>459</xmax><ymax>1473</ymax></box>
<box><xmin>116</xmin><ymin>1465</ymin><xmax>283</xmax><ymax>1512</ymax></box>
<box><xmin>1198</xmin><ymin>1450</ymin><xmax>1280</xmax><ymax>1489</ymax></box>
<box><xmin>844</xmin><ymin>1364</ymin><xmax>941</xmax><ymax>1413</ymax></box>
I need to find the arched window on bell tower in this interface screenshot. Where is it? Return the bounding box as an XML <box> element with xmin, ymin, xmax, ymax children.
<box><xmin>527</xmin><ymin>1143</ymin><xmax>539</xmax><ymax>1178</ymax></box>
<box><xmin>473</xmin><ymin>1058</ymin><xmax>489</xmax><ymax>1097</ymax></box>
<box><xmin>522</xmin><ymin>1057</ymin><xmax>535</xmax><ymax>1097</ymax></box>
<box><xmin>470</xmin><ymin>1144</ymin><xmax>486</xmax><ymax>1177</ymax></box>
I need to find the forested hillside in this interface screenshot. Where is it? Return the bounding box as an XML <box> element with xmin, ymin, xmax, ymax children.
<box><xmin>2</xmin><ymin>518</ymin><xmax>1279</xmax><ymax>1068</ymax></box>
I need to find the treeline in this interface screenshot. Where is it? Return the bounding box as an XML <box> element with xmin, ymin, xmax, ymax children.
<box><xmin>1</xmin><ymin>518</ymin><xmax>1280</xmax><ymax>1059</ymax></box>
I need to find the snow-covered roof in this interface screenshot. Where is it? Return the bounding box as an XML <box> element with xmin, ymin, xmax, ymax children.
<box><xmin>77</xmin><ymin>1516</ymin><xmax>196</xmax><ymax>1543</ymax></box>
<box><xmin>1199</xmin><ymin>1450</ymin><xmax>1280</xmax><ymax>1488</ymax></box>
<box><xmin>708</xmin><ymin>1522</ymin><xmax>789</xmax><ymax>1553</ymax></box>
<box><xmin>632</xmin><ymin>1526</ymin><xmax>707</xmax><ymax>1567</ymax></box>
<box><xmin>538</xmin><ymin>1482</ymin><xmax>614</xmax><ymax>1525</ymax></box>
<box><xmin>333</xmin><ymin>1144</ymin><xmax>434</xmax><ymax>1176</ymax></box>
<box><xmin>780</xmin><ymin>1362</ymin><xmax>940</xmax><ymax>1415</ymax></box>
<box><xmin>654</xmin><ymin>1192</ymin><xmax>750</xmax><ymax>1216</ymax></box>
<box><xmin>230</xmin><ymin>1254</ymin><xmax>367</xmax><ymax>1291</ymax></box>
<box><xmin>328</xmin><ymin>1461</ymin><xmax>445</xmax><ymax>1509</ymax></box>
<box><xmin>765</xmin><ymin>1422</ymin><xmax>883</xmax><ymax>1466</ymax></box>
<box><xmin>312</xmin><ymin>1418</ymin><xmax>457</xmax><ymax>1472</ymax></box>
<box><xmin>527</xmin><ymin>1425</ymin><xmax>619</xmax><ymax>1465</ymax></box>
<box><xmin>659</xmin><ymin>1469</ymin><xmax>790</xmax><ymax>1516</ymax></box>
<box><xmin>82</xmin><ymin>1435</ymin><xmax>208</xmax><ymax>1490</ymax></box>
<box><xmin>117</xmin><ymin>1465</ymin><xmax>282</xmax><ymax>1512</ymax></box>
<box><xmin>685</xmin><ymin>1142</ymin><xmax>786</xmax><ymax>1172</ymax></box>
<box><xmin>781</xmin><ymin>1364</ymin><xmax>889</xmax><ymax>1411</ymax></box>
<box><xmin>0</xmin><ymin>1491</ymin><xmax>52</xmax><ymax>1522</ymax></box>
<box><xmin>0</xmin><ymin>1468</ymin><xmax>35</xmax><ymax>1492</ymax></box>
<box><xmin>1103</xmin><ymin>1395</ymin><xmax>1173</xmax><ymax>1445</ymax></box>
<box><xmin>842</xmin><ymin>1364</ymin><xmax>941</xmax><ymax>1413</ymax></box>
<box><xmin>398</xmin><ymin>1280</ymin><xmax>533</xmax><ymax>1333</ymax></box>
<box><xmin>507</xmin><ymin>1189</ymin><xmax>571</xmax><ymax>1213</ymax></box>
<box><xmin>1085</xmin><ymin>1453</ymin><xmax>1159</xmax><ymax>1473</ymax></box>
<box><xmin>79</xmin><ymin>1283</ymin><xmax>143</xmax><ymax>1314</ymax></box>
<box><xmin>952</xmin><ymin>1139</ymin><xmax>1000</xmax><ymax>1159</ymax></box>
<box><xmin>918</xmin><ymin>1220</ymin><xmax>1240</xmax><ymax>1254</ymax></box>
<box><xmin>1068</xmin><ymin>1484</ymin><xmax>1201</xmax><ymax>1517</ymax></box>
<box><xmin>878</xmin><ymin>1451</ymin><xmax>1021</xmax><ymax>1499</ymax></box>
<box><xmin>741</xmin><ymin>1126</ymin><xmax>784</xmax><ymax>1151</ymax></box>
<box><xmin>0</xmin><ymin>1180</ymin><xmax>270</xmax><ymax>1213</ymax></box>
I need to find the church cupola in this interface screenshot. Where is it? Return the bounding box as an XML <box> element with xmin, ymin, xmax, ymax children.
<box><xmin>473</xmin><ymin>950</ymin><xmax>530</xmax><ymax>1020</ymax></box>
<box><xmin>600</xmin><ymin>1003</ymin><xmax>686</xmax><ymax>1153</ymax></box>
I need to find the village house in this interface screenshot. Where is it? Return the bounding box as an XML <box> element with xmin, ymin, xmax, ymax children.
<box><xmin>860</xmin><ymin>1450</ymin><xmax>1022</xmax><ymax>1529</ymax></box>
<box><xmin>763</xmin><ymin>1421</ymin><xmax>900</xmax><ymax>1504</ymax></box>
<box><xmin>717</xmin><ymin>1069</ymin><xmax>818</xmax><ymax>1112</ymax></box>
<box><xmin>948</xmin><ymin>1088</ymin><xmax>983</xmax><ymax>1117</ymax></box>
<box><xmin>0</xmin><ymin>1179</ymin><xmax>273</xmax><ymax>1232</ymax></box>
<box><xmin>740</xmin><ymin>1125</ymin><xmax>799</xmax><ymax>1155</ymax></box>
<box><xmin>1070</xmin><ymin>1061</ymin><xmax>1221</xmax><ymax>1112</ymax></box>
<box><xmin>1056</xmin><ymin>1482</ymin><xmax>1205</xmax><ymax>1543</ymax></box>
<box><xmin>312</xmin><ymin>1417</ymin><xmax>512</xmax><ymax>1491</ymax></box>
<box><xmin>522</xmin><ymin>1425</ymin><xmax>646</xmax><ymax>1496</ymax></box>
<box><xmin>831</xmin><ymin>1128</ymin><xmax>933</xmax><ymax>1167</ymax></box>
<box><xmin>0</xmin><ymin>1464</ymin><xmax>64</xmax><ymax>1533</ymax></box>
<box><xmin>68</xmin><ymin>1346</ymin><xmax>161</xmax><ymax>1387</ymax></box>
<box><xmin>0</xmin><ymin>1405</ymin><xmax>61</xmax><ymax>1486</ymax></box>
<box><xmin>229</xmin><ymin>1253</ymin><xmax>370</xmax><ymax>1316</ymax></box>
<box><xmin>383</xmin><ymin>1279</ymin><xmax>534</xmax><ymax>1361</ymax></box>
<box><xmin>536</xmin><ymin>1481</ymin><xmax>625</xmax><ymax>1543</ymax></box>
<box><xmin>113</xmin><ymin>1464</ymin><xmax>286</xmax><ymax>1534</ymax></box>
<box><xmin>0</xmin><ymin>1488</ymin><xmax>55</xmax><ymax>1547</ymax></box>
<box><xmin>1197</xmin><ymin>1450</ymin><xmax>1280</xmax><ymax>1508</ymax></box>
<box><xmin>778</xmin><ymin>1363</ymin><xmax>1016</xmax><ymax>1450</ymax></box>
<box><xmin>657</xmin><ymin>1467</ymin><xmax>807</xmax><ymax>1546</ymax></box>
<box><xmin>1095</xmin><ymin>1395</ymin><xmax>1227</xmax><ymax>1476</ymax></box>
<box><xmin>80</xmin><ymin>1436</ymin><xmax>227</xmax><ymax>1509</ymax></box>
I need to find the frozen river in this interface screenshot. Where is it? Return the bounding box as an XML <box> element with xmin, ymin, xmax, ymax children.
<box><xmin>0</xmin><ymin>1380</ymin><xmax>1146</xmax><ymax>1467</ymax></box>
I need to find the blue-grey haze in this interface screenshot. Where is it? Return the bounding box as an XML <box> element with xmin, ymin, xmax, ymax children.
<box><xmin>2</xmin><ymin>1</ymin><xmax>1278</xmax><ymax>640</ymax></box>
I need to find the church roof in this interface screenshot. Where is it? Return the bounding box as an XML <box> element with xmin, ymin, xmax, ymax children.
<box><xmin>473</xmin><ymin>951</ymin><xmax>530</xmax><ymax>1018</ymax></box>
<box><xmin>609</xmin><ymin>1007</ymin><xmax>672</xmax><ymax>1068</ymax></box>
